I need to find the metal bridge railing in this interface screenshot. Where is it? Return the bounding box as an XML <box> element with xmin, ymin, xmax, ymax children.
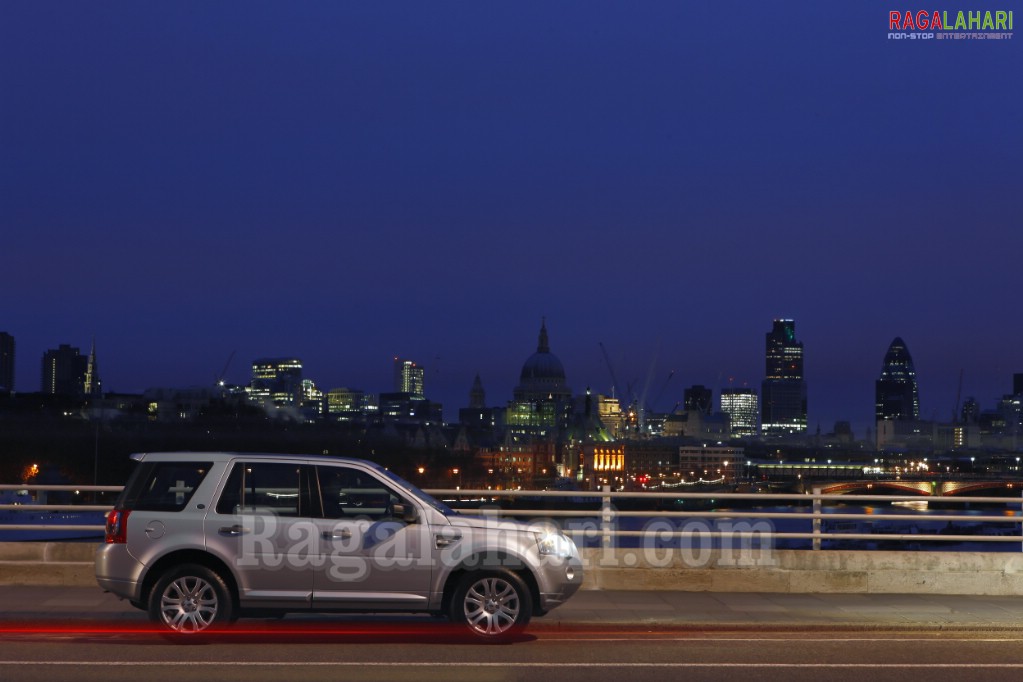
<box><xmin>424</xmin><ymin>486</ymin><xmax>1023</xmax><ymax>551</ymax></box>
<box><xmin>0</xmin><ymin>484</ymin><xmax>121</xmax><ymax>532</ymax></box>
<box><xmin>2</xmin><ymin>484</ymin><xmax>1022</xmax><ymax>549</ymax></box>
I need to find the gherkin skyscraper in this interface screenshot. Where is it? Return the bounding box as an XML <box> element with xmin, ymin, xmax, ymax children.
<box><xmin>875</xmin><ymin>337</ymin><xmax>920</xmax><ymax>421</ymax></box>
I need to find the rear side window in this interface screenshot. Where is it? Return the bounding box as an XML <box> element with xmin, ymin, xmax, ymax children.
<box><xmin>215</xmin><ymin>462</ymin><xmax>313</xmax><ymax>517</ymax></box>
<box><xmin>119</xmin><ymin>462</ymin><xmax>213</xmax><ymax>512</ymax></box>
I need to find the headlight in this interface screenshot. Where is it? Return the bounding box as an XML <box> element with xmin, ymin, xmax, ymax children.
<box><xmin>535</xmin><ymin>531</ymin><xmax>574</xmax><ymax>558</ymax></box>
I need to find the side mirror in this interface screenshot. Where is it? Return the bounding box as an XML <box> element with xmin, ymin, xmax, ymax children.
<box><xmin>393</xmin><ymin>503</ymin><xmax>418</xmax><ymax>524</ymax></box>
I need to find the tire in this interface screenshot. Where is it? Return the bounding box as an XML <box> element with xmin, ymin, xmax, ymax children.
<box><xmin>147</xmin><ymin>563</ymin><xmax>234</xmax><ymax>636</ymax></box>
<box><xmin>449</xmin><ymin>570</ymin><xmax>532</xmax><ymax>641</ymax></box>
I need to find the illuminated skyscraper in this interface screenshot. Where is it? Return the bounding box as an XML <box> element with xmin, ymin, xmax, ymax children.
<box><xmin>875</xmin><ymin>337</ymin><xmax>920</xmax><ymax>421</ymax></box>
<box><xmin>250</xmin><ymin>358</ymin><xmax>303</xmax><ymax>405</ymax></box>
<box><xmin>0</xmin><ymin>332</ymin><xmax>13</xmax><ymax>394</ymax></box>
<box><xmin>721</xmin><ymin>388</ymin><xmax>759</xmax><ymax>438</ymax></box>
<box><xmin>760</xmin><ymin>319</ymin><xmax>807</xmax><ymax>435</ymax></box>
<box><xmin>394</xmin><ymin>358</ymin><xmax>425</xmax><ymax>398</ymax></box>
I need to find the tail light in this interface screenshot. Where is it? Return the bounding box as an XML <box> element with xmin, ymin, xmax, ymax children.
<box><xmin>105</xmin><ymin>509</ymin><xmax>130</xmax><ymax>544</ymax></box>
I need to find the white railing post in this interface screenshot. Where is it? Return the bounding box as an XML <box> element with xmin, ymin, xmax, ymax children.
<box><xmin>601</xmin><ymin>485</ymin><xmax>613</xmax><ymax>551</ymax></box>
<box><xmin>812</xmin><ymin>486</ymin><xmax>822</xmax><ymax>551</ymax></box>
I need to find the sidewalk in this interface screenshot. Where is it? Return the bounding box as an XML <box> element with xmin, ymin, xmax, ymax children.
<box><xmin>2</xmin><ymin>586</ymin><xmax>1023</xmax><ymax>630</ymax></box>
<box><xmin>548</xmin><ymin>590</ymin><xmax>1023</xmax><ymax>630</ymax></box>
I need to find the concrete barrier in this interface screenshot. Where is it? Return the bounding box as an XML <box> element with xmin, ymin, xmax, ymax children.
<box><xmin>580</xmin><ymin>547</ymin><xmax>1023</xmax><ymax>595</ymax></box>
<box><xmin>4</xmin><ymin>543</ymin><xmax>1023</xmax><ymax>595</ymax></box>
<box><xmin>0</xmin><ymin>542</ymin><xmax>96</xmax><ymax>586</ymax></box>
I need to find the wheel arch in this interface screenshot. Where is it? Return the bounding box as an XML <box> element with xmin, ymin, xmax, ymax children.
<box><xmin>440</xmin><ymin>551</ymin><xmax>542</xmax><ymax>616</ymax></box>
<box><xmin>139</xmin><ymin>550</ymin><xmax>240</xmax><ymax>611</ymax></box>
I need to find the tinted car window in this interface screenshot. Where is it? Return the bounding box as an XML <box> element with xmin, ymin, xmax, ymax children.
<box><xmin>317</xmin><ymin>466</ymin><xmax>406</xmax><ymax>521</ymax></box>
<box><xmin>120</xmin><ymin>461</ymin><xmax>213</xmax><ymax>512</ymax></box>
<box><xmin>216</xmin><ymin>462</ymin><xmax>313</xmax><ymax>517</ymax></box>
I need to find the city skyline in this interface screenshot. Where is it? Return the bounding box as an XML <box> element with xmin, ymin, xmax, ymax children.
<box><xmin>2</xmin><ymin>2</ymin><xmax>1019</xmax><ymax>437</ymax></box>
<box><xmin>2</xmin><ymin>319</ymin><xmax>1018</xmax><ymax>437</ymax></box>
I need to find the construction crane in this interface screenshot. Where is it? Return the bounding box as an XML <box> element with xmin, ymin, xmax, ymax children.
<box><xmin>651</xmin><ymin>370</ymin><xmax>675</xmax><ymax>413</ymax></box>
<box><xmin>599</xmin><ymin>342</ymin><xmax>643</xmax><ymax>433</ymax></box>
<box><xmin>598</xmin><ymin>342</ymin><xmax>624</xmax><ymax>403</ymax></box>
<box><xmin>216</xmin><ymin>350</ymin><xmax>236</xmax><ymax>387</ymax></box>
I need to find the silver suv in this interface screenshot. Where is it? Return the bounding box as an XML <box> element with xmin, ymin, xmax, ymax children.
<box><xmin>95</xmin><ymin>452</ymin><xmax>582</xmax><ymax>640</ymax></box>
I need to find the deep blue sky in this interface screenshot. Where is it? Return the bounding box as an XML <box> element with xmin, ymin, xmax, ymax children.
<box><xmin>2</xmin><ymin>2</ymin><xmax>1020</xmax><ymax>435</ymax></box>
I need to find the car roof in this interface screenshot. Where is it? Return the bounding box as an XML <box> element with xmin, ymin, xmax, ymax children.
<box><xmin>129</xmin><ymin>451</ymin><xmax>374</xmax><ymax>467</ymax></box>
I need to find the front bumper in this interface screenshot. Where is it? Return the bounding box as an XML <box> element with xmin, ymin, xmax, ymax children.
<box><xmin>537</xmin><ymin>554</ymin><xmax>584</xmax><ymax>613</ymax></box>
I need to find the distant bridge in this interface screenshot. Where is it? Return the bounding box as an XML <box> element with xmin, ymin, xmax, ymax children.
<box><xmin>820</xmin><ymin>480</ymin><xmax>1023</xmax><ymax>497</ymax></box>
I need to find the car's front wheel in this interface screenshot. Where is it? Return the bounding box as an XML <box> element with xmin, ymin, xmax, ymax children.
<box><xmin>147</xmin><ymin>564</ymin><xmax>234</xmax><ymax>635</ymax></box>
<box><xmin>449</xmin><ymin>570</ymin><xmax>532</xmax><ymax>641</ymax></box>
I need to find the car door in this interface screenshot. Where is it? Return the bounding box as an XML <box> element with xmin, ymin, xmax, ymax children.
<box><xmin>311</xmin><ymin>463</ymin><xmax>433</xmax><ymax>609</ymax></box>
<box><xmin>204</xmin><ymin>460</ymin><xmax>320</xmax><ymax>610</ymax></box>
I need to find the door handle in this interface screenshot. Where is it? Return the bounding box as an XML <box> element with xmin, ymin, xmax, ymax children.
<box><xmin>436</xmin><ymin>533</ymin><xmax>461</xmax><ymax>548</ymax></box>
<box><xmin>219</xmin><ymin>525</ymin><xmax>246</xmax><ymax>536</ymax></box>
<box><xmin>322</xmin><ymin>529</ymin><xmax>352</xmax><ymax>540</ymax></box>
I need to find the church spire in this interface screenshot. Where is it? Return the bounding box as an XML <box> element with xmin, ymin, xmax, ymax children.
<box><xmin>537</xmin><ymin>317</ymin><xmax>549</xmax><ymax>353</ymax></box>
<box><xmin>83</xmin><ymin>337</ymin><xmax>101</xmax><ymax>398</ymax></box>
<box><xmin>469</xmin><ymin>373</ymin><xmax>486</xmax><ymax>409</ymax></box>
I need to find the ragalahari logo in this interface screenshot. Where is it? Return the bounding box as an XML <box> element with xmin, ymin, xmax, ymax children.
<box><xmin>888</xmin><ymin>9</ymin><xmax>1014</xmax><ymax>40</ymax></box>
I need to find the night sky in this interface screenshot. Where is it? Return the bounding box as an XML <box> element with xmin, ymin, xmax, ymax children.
<box><xmin>2</xmin><ymin>2</ymin><xmax>1020</xmax><ymax>436</ymax></box>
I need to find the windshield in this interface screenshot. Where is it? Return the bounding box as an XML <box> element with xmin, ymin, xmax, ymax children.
<box><xmin>372</xmin><ymin>464</ymin><xmax>456</xmax><ymax>517</ymax></box>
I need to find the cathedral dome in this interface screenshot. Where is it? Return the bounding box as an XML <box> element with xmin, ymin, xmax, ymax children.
<box><xmin>514</xmin><ymin>320</ymin><xmax>571</xmax><ymax>401</ymax></box>
<box><xmin>520</xmin><ymin>351</ymin><xmax>566</xmax><ymax>384</ymax></box>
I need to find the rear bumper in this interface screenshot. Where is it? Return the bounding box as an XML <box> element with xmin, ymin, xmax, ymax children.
<box><xmin>94</xmin><ymin>544</ymin><xmax>145</xmax><ymax>601</ymax></box>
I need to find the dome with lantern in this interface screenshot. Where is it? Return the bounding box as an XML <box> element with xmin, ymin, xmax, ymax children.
<box><xmin>514</xmin><ymin>319</ymin><xmax>572</xmax><ymax>402</ymax></box>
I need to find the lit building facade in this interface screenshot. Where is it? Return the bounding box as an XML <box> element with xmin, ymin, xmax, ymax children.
<box><xmin>679</xmin><ymin>445</ymin><xmax>743</xmax><ymax>482</ymax></box>
<box><xmin>580</xmin><ymin>443</ymin><xmax>625</xmax><ymax>488</ymax></box>
<box><xmin>875</xmin><ymin>337</ymin><xmax>920</xmax><ymax>421</ymax></box>
<box><xmin>597</xmin><ymin>394</ymin><xmax>627</xmax><ymax>438</ymax></box>
<box><xmin>327</xmin><ymin>387</ymin><xmax>366</xmax><ymax>417</ymax></box>
<box><xmin>761</xmin><ymin>319</ymin><xmax>807</xmax><ymax>435</ymax></box>
<box><xmin>249</xmin><ymin>358</ymin><xmax>303</xmax><ymax>405</ymax></box>
<box><xmin>477</xmin><ymin>442</ymin><xmax>558</xmax><ymax>488</ymax></box>
<box><xmin>720</xmin><ymin>388</ymin><xmax>759</xmax><ymax>437</ymax></box>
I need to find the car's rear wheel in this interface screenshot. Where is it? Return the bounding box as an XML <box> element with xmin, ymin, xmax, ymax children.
<box><xmin>148</xmin><ymin>564</ymin><xmax>234</xmax><ymax>636</ymax></box>
<box><xmin>449</xmin><ymin>570</ymin><xmax>532</xmax><ymax>642</ymax></box>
